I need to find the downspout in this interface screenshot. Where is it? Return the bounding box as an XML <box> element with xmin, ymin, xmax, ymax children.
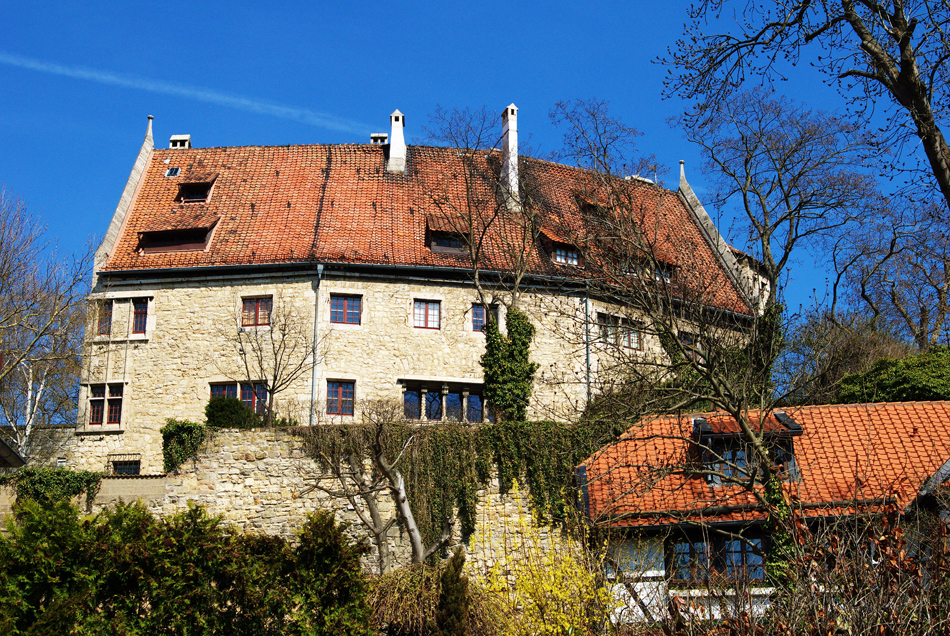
<box><xmin>584</xmin><ymin>284</ymin><xmax>591</xmax><ymax>403</ymax></box>
<box><xmin>309</xmin><ymin>264</ymin><xmax>324</xmax><ymax>427</ymax></box>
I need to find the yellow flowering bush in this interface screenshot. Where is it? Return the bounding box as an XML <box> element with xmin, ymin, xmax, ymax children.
<box><xmin>467</xmin><ymin>483</ymin><xmax>618</xmax><ymax>636</ymax></box>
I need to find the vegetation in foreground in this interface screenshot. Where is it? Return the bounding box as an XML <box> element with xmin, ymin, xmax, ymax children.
<box><xmin>0</xmin><ymin>499</ymin><xmax>371</xmax><ymax>636</ymax></box>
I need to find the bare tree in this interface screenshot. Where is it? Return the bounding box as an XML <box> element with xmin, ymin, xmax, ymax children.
<box><xmin>304</xmin><ymin>400</ymin><xmax>456</xmax><ymax>574</ymax></box>
<box><xmin>665</xmin><ymin>1</ymin><xmax>950</xmax><ymax>212</ymax></box>
<box><xmin>781</xmin><ymin>310</ymin><xmax>912</xmax><ymax>404</ymax></box>
<box><xmin>218</xmin><ymin>291</ymin><xmax>318</xmax><ymax>426</ymax></box>
<box><xmin>830</xmin><ymin>196</ymin><xmax>950</xmax><ymax>351</ymax></box>
<box><xmin>678</xmin><ymin>89</ymin><xmax>876</xmax><ymax>303</ymax></box>
<box><xmin>0</xmin><ymin>190</ymin><xmax>89</xmax><ymax>461</ymax></box>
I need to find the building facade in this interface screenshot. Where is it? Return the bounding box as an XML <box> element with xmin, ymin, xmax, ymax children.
<box><xmin>67</xmin><ymin>105</ymin><xmax>754</xmax><ymax>475</ymax></box>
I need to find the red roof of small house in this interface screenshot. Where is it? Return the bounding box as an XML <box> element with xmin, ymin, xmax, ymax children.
<box><xmin>580</xmin><ymin>401</ymin><xmax>950</xmax><ymax>528</ymax></box>
<box><xmin>101</xmin><ymin>143</ymin><xmax>750</xmax><ymax>315</ymax></box>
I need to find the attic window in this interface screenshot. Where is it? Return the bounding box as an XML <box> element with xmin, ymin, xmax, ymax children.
<box><xmin>430</xmin><ymin>231</ymin><xmax>468</xmax><ymax>256</ymax></box>
<box><xmin>553</xmin><ymin>245</ymin><xmax>581</xmax><ymax>266</ymax></box>
<box><xmin>164</xmin><ymin>167</ymin><xmax>181</xmax><ymax>178</ymax></box>
<box><xmin>138</xmin><ymin>227</ymin><xmax>213</xmax><ymax>253</ymax></box>
<box><xmin>627</xmin><ymin>261</ymin><xmax>676</xmax><ymax>284</ymax></box>
<box><xmin>177</xmin><ymin>181</ymin><xmax>214</xmax><ymax>203</ymax></box>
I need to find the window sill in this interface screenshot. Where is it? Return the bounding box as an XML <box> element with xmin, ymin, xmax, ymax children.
<box><xmin>75</xmin><ymin>425</ymin><xmax>124</xmax><ymax>436</ymax></box>
<box><xmin>92</xmin><ymin>334</ymin><xmax>149</xmax><ymax>343</ymax></box>
<box><xmin>329</xmin><ymin>321</ymin><xmax>362</xmax><ymax>328</ymax></box>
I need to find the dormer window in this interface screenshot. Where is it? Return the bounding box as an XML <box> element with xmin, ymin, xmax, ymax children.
<box><xmin>693</xmin><ymin>414</ymin><xmax>802</xmax><ymax>486</ymax></box>
<box><xmin>430</xmin><ymin>231</ymin><xmax>468</xmax><ymax>255</ymax></box>
<box><xmin>553</xmin><ymin>245</ymin><xmax>580</xmax><ymax>266</ymax></box>
<box><xmin>627</xmin><ymin>261</ymin><xmax>676</xmax><ymax>284</ymax></box>
<box><xmin>139</xmin><ymin>228</ymin><xmax>212</xmax><ymax>253</ymax></box>
<box><xmin>177</xmin><ymin>181</ymin><xmax>214</xmax><ymax>203</ymax></box>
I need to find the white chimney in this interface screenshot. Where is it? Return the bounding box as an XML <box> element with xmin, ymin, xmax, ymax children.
<box><xmin>501</xmin><ymin>104</ymin><xmax>519</xmax><ymax>207</ymax></box>
<box><xmin>169</xmin><ymin>134</ymin><xmax>191</xmax><ymax>149</ymax></box>
<box><xmin>387</xmin><ymin>110</ymin><xmax>406</xmax><ymax>173</ymax></box>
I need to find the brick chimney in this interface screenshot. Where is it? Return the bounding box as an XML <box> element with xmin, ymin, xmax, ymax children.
<box><xmin>501</xmin><ymin>104</ymin><xmax>518</xmax><ymax>208</ymax></box>
<box><xmin>387</xmin><ymin>110</ymin><xmax>406</xmax><ymax>173</ymax></box>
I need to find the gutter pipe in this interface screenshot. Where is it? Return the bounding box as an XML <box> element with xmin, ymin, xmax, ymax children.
<box><xmin>309</xmin><ymin>264</ymin><xmax>324</xmax><ymax>427</ymax></box>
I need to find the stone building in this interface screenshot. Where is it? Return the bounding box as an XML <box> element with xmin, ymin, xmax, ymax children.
<box><xmin>66</xmin><ymin>104</ymin><xmax>755</xmax><ymax>476</ymax></box>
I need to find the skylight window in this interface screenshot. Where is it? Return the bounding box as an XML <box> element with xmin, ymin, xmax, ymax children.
<box><xmin>164</xmin><ymin>167</ymin><xmax>181</xmax><ymax>178</ymax></box>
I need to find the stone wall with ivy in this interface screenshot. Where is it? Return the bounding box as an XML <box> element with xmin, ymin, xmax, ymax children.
<box><xmin>59</xmin><ymin>427</ymin><xmax>572</xmax><ymax>564</ymax></box>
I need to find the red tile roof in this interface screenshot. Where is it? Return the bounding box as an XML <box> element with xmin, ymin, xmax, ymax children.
<box><xmin>581</xmin><ymin>402</ymin><xmax>950</xmax><ymax>527</ymax></box>
<box><xmin>103</xmin><ymin>144</ymin><xmax>750</xmax><ymax>314</ymax></box>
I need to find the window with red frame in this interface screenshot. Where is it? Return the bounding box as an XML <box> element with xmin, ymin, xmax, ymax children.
<box><xmin>330</xmin><ymin>295</ymin><xmax>361</xmax><ymax>324</ymax></box>
<box><xmin>327</xmin><ymin>381</ymin><xmax>355</xmax><ymax>415</ymax></box>
<box><xmin>472</xmin><ymin>304</ymin><xmax>498</xmax><ymax>332</ymax></box>
<box><xmin>97</xmin><ymin>301</ymin><xmax>112</xmax><ymax>336</ymax></box>
<box><xmin>242</xmin><ymin>297</ymin><xmax>272</xmax><ymax>327</ymax></box>
<box><xmin>89</xmin><ymin>384</ymin><xmax>123</xmax><ymax>425</ymax></box>
<box><xmin>132</xmin><ymin>299</ymin><xmax>148</xmax><ymax>334</ymax></box>
<box><xmin>240</xmin><ymin>383</ymin><xmax>267</xmax><ymax>414</ymax></box>
<box><xmin>413</xmin><ymin>300</ymin><xmax>440</xmax><ymax>329</ymax></box>
<box><xmin>210</xmin><ymin>383</ymin><xmax>239</xmax><ymax>400</ymax></box>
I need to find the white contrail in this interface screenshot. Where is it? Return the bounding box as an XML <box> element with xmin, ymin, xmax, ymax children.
<box><xmin>0</xmin><ymin>51</ymin><xmax>369</xmax><ymax>135</ymax></box>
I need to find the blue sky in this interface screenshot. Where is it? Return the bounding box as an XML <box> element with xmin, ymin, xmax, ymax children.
<box><xmin>1</xmin><ymin>1</ymin><xmax>841</xmax><ymax>310</ymax></box>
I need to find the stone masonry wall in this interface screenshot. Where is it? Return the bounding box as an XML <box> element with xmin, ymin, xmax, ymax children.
<box><xmin>69</xmin><ymin>427</ymin><xmax>550</xmax><ymax>573</ymax></box>
<box><xmin>66</xmin><ymin>273</ymin><xmax>667</xmax><ymax>475</ymax></box>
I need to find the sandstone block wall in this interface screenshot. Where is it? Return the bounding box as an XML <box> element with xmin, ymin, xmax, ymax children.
<box><xmin>66</xmin><ymin>428</ymin><xmax>545</xmax><ymax>573</ymax></box>
<box><xmin>67</xmin><ymin>273</ymin><xmax>666</xmax><ymax>474</ymax></box>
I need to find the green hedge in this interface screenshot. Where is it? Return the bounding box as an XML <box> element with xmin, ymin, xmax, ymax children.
<box><xmin>205</xmin><ymin>396</ymin><xmax>262</xmax><ymax>429</ymax></box>
<box><xmin>0</xmin><ymin>499</ymin><xmax>372</xmax><ymax>635</ymax></box>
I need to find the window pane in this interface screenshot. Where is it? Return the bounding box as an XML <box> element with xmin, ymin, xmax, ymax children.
<box><xmin>133</xmin><ymin>300</ymin><xmax>148</xmax><ymax>334</ymax></box>
<box><xmin>466</xmin><ymin>393</ymin><xmax>483</xmax><ymax>422</ymax></box>
<box><xmin>413</xmin><ymin>301</ymin><xmax>425</xmax><ymax>327</ymax></box>
<box><xmin>425</xmin><ymin>391</ymin><xmax>442</xmax><ymax>420</ymax></box>
<box><xmin>258</xmin><ymin>298</ymin><xmax>272</xmax><ymax>326</ymax></box>
<box><xmin>89</xmin><ymin>400</ymin><xmax>104</xmax><ymax>425</ymax></box>
<box><xmin>341</xmin><ymin>382</ymin><xmax>354</xmax><ymax>415</ymax></box>
<box><xmin>107</xmin><ymin>399</ymin><xmax>122</xmax><ymax>424</ymax></box>
<box><xmin>90</xmin><ymin>385</ymin><xmax>106</xmax><ymax>399</ymax></box>
<box><xmin>242</xmin><ymin>299</ymin><xmax>256</xmax><ymax>325</ymax></box>
<box><xmin>330</xmin><ymin>296</ymin><xmax>344</xmax><ymax>323</ymax></box>
<box><xmin>346</xmin><ymin>297</ymin><xmax>361</xmax><ymax>324</ymax></box>
<box><xmin>97</xmin><ymin>302</ymin><xmax>112</xmax><ymax>335</ymax></box>
<box><xmin>404</xmin><ymin>390</ymin><xmax>421</xmax><ymax>419</ymax></box>
<box><xmin>428</xmin><ymin>302</ymin><xmax>440</xmax><ymax>328</ymax></box>
<box><xmin>253</xmin><ymin>383</ymin><xmax>267</xmax><ymax>414</ymax></box>
<box><xmin>473</xmin><ymin>305</ymin><xmax>486</xmax><ymax>331</ymax></box>
<box><xmin>747</xmin><ymin>538</ymin><xmax>765</xmax><ymax>580</ymax></box>
<box><xmin>445</xmin><ymin>392</ymin><xmax>463</xmax><ymax>421</ymax></box>
<box><xmin>327</xmin><ymin>381</ymin><xmax>354</xmax><ymax>415</ymax></box>
<box><xmin>241</xmin><ymin>383</ymin><xmax>254</xmax><ymax>409</ymax></box>
<box><xmin>113</xmin><ymin>460</ymin><xmax>140</xmax><ymax>475</ymax></box>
